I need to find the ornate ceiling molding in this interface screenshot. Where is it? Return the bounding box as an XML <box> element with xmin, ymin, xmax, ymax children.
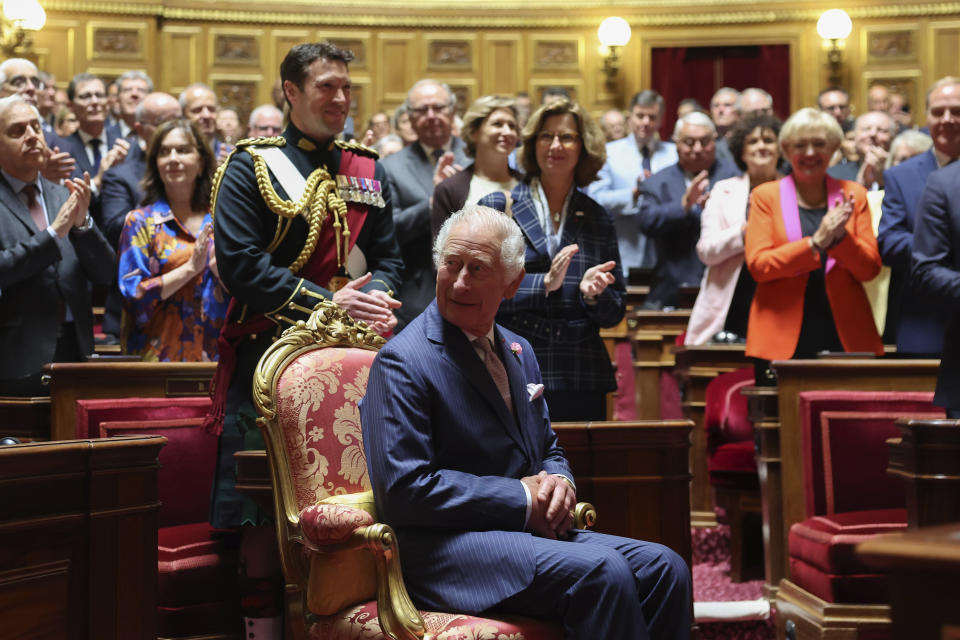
<box><xmin>44</xmin><ymin>0</ymin><xmax>960</xmax><ymax>27</ymax></box>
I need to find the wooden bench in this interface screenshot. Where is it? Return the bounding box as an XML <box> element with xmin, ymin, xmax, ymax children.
<box><xmin>0</xmin><ymin>436</ymin><xmax>164</xmax><ymax>639</ymax></box>
<box><xmin>672</xmin><ymin>344</ymin><xmax>749</xmax><ymax>527</ymax></box>
<box><xmin>629</xmin><ymin>309</ymin><xmax>691</xmax><ymax>420</ymax></box>
<box><xmin>42</xmin><ymin>362</ymin><xmax>216</xmax><ymax>441</ymax></box>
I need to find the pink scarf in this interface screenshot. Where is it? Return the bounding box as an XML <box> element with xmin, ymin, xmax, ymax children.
<box><xmin>778</xmin><ymin>174</ymin><xmax>843</xmax><ymax>274</ymax></box>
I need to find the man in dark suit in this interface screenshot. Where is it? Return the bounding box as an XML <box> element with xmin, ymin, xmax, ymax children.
<box><xmin>101</xmin><ymin>91</ymin><xmax>181</xmax><ymax>247</ymax></box>
<box><xmin>827</xmin><ymin>110</ymin><xmax>895</xmax><ymax>190</ymax></box>
<box><xmin>879</xmin><ymin>76</ymin><xmax>960</xmax><ymax>353</ymax></box>
<box><xmin>911</xmin><ymin>161</ymin><xmax>960</xmax><ymax>417</ymax></box>
<box><xmin>54</xmin><ymin>72</ymin><xmax>128</xmax><ymax>228</ymax></box>
<box><xmin>382</xmin><ymin>79</ymin><xmax>469</xmax><ymax>328</ymax></box>
<box><xmin>638</xmin><ymin>110</ymin><xmax>739</xmax><ymax>308</ymax></box>
<box><xmin>361</xmin><ymin>205</ymin><xmax>690</xmax><ymax>639</ymax></box>
<box><xmin>0</xmin><ymin>96</ymin><xmax>115</xmax><ymax>395</ymax></box>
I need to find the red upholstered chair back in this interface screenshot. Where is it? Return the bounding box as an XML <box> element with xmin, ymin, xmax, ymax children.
<box><xmin>100</xmin><ymin>418</ymin><xmax>217</xmax><ymax>528</ymax></box>
<box><xmin>704</xmin><ymin>367</ymin><xmax>755</xmax><ymax>453</ymax></box>
<box><xmin>797</xmin><ymin>391</ymin><xmax>945</xmax><ymax>517</ymax></box>
<box><xmin>272</xmin><ymin>347</ymin><xmax>378</xmax><ymax>512</ymax></box>
<box><xmin>75</xmin><ymin>397</ymin><xmax>215</xmax><ymax>527</ymax></box>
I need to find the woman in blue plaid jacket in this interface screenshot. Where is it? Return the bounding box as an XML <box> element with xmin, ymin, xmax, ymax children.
<box><xmin>479</xmin><ymin>99</ymin><xmax>626</xmax><ymax>421</ymax></box>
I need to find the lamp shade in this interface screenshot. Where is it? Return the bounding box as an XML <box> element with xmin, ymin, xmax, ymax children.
<box><xmin>817</xmin><ymin>9</ymin><xmax>852</xmax><ymax>40</ymax></box>
<box><xmin>598</xmin><ymin>17</ymin><xmax>632</xmax><ymax>48</ymax></box>
<box><xmin>3</xmin><ymin>0</ymin><xmax>46</xmax><ymax>31</ymax></box>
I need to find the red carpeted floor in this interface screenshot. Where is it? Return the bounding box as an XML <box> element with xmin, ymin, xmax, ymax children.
<box><xmin>692</xmin><ymin>516</ymin><xmax>775</xmax><ymax>639</ymax></box>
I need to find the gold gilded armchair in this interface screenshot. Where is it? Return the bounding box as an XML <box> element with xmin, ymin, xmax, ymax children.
<box><xmin>253</xmin><ymin>300</ymin><xmax>596</xmax><ymax>639</ymax></box>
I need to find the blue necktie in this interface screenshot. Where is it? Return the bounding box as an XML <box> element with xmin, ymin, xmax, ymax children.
<box><xmin>89</xmin><ymin>139</ymin><xmax>102</xmax><ymax>172</ymax></box>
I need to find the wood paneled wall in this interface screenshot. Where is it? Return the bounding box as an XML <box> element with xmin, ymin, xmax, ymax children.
<box><xmin>27</xmin><ymin>1</ymin><xmax>960</xmax><ymax>128</ymax></box>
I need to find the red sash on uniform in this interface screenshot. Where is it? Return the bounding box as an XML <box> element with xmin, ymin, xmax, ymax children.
<box><xmin>203</xmin><ymin>149</ymin><xmax>374</xmax><ymax>436</ymax></box>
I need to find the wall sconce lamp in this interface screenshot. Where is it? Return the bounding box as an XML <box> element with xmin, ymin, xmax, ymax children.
<box><xmin>598</xmin><ymin>17</ymin><xmax>632</xmax><ymax>83</ymax></box>
<box><xmin>1</xmin><ymin>0</ymin><xmax>46</xmax><ymax>57</ymax></box>
<box><xmin>817</xmin><ymin>9</ymin><xmax>852</xmax><ymax>87</ymax></box>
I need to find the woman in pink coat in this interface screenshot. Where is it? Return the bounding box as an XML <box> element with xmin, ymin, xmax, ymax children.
<box><xmin>685</xmin><ymin>114</ymin><xmax>782</xmax><ymax>345</ymax></box>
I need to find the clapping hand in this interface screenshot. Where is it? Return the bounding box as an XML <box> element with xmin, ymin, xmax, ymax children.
<box><xmin>332</xmin><ymin>272</ymin><xmax>402</xmax><ymax>336</ymax></box>
<box><xmin>544</xmin><ymin>244</ymin><xmax>579</xmax><ymax>293</ymax></box>
<box><xmin>189</xmin><ymin>224</ymin><xmax>213</xmax><ymax>275</ymax></box>
<box><xmin>580</xmin><ymin>260</ymin><xmax>617</xmax><ymax>299</ymax></box>
<box><xmin>432</xmin><ymin>151</ymin><xmax>463</xmax><ymax>186</ymax></box>
<box><xmin>812</xmin><ymin>192</ymin><xmax>854</xmax><ymax>251</ymax></box>
<box><xmin>682</xmin><ymin>170</ymin><xmax>710</xmax><ymax>211</ymax></box>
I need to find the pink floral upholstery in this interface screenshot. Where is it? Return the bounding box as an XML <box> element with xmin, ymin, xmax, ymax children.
<box><xmin>275</xmin><ymin>348</ymin><xmax>375</xmax><ymax>510</ymax></box>
<box><xmin>300</xmin><ymin>503</ymin><xmax>375</xmax><ymax>545</ymax></box>
<box><xmin>307</xmin><ymin>600</ymin><xmax>560</xmax><ymax>639</ymax></box>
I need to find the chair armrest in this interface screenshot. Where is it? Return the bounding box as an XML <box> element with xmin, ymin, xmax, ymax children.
<box><xmin>299</xmin><ymin>503</ymin><xmax>375</xmax><ymax>548</ymax></box>
<box><xmin>574</xmin><ymin>502</ymin><xmax>597</xmax><ymax>529</ymax></box>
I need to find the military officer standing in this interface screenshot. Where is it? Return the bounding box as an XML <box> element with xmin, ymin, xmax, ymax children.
<box><xmin>206</xmin><ymin>42</ymin><xmax>403</xmax><ymax>638</ymax></box>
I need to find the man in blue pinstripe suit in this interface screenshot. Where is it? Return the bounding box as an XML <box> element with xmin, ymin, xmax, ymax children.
<box><xmin>360</xmin><ymin>205</ymin><xmax>691</xmax><ymax>639</ymax></box>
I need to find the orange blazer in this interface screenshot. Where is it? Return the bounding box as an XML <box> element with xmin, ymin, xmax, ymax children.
<box><xmin>744</xmin><ymin>178</ymin><xmax>883</xmax><ymax>360</ymax></box>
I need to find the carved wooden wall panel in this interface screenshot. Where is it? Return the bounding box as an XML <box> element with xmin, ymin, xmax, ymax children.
<box><xmin>32</xmin><ymin>20</ymin><xmax>79</xmax><ymax>85</ymax></box>
<box><xmin>930</xmin><ymin>22</ymin><xmax>960</xmax><ymax>83</ymax></box>
<box><xmin>483</xmin><ymin>34</ymin><xmax>524</xmax><ymax>97</ymax></box>
<box><xmin>31</xmin><ymin>4</ymin><xmax>960</xmax><ymax>135</ymax></box>
<box><xmin>378</xmin><ymin>33</ymin><xmax>417</xmax><ymax>108</ymax></box>
<box><xmin>161</xmin><ymin>26</ymin><xmax>202</xmax><ymax>96</ymax></box>
<box><xmin>212</xmin><ymin>76</ymin><xmax>261</xmax><ymax>128</ymax></box>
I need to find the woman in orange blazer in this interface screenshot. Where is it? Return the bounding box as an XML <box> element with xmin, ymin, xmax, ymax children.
<box><xmin>744</xmin><ymin>107</ymin><xmax>883</xmax><ymax>374</ymax></box>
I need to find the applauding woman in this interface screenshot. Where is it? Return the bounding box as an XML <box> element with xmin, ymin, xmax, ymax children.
<box><xmin>480</xmin><ymin>100</ymin><xmax>625</xmax><ymax>421</ymax></box>
<box><xmin>745</xmin><ymin>108</ymin><xmax>882</xmax><ymax>380</ymax></box>
<box><xmin>118</xmin><ymin>119</ymin><xmax>228</xmax><ymax>361</ymax></box>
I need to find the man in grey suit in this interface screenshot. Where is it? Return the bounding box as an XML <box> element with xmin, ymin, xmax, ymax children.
<box><xmin>0</xmin><ymin>96</ymin><xmax>115</xmax><ymax>395</ymax></box>
<box><xmin>382</xmin><ymin>79</ymin><xmax>468</xmax><ymax>328</ymax></box>
<box><xmin>361</xmin><ymin>205</ymin><xmax>691</xmax><ymax>639</ymax></box>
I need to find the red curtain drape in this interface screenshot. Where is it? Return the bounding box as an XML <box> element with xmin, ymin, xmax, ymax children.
<box><xmin>651</xmin><ymin>44</ymin><xmax>791</xmax><ymax>141</ymax></box>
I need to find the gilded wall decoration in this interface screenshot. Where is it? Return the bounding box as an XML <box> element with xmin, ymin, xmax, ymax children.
<box><xmin>427</xmin><ymin>40</ymin><xmax>472</xmax><ymax>69</ymax></box>
<box><xmin>863</xmin><ymin>70</ymin><xmax>922</xmax><ymax>116</ymax></box>
<box><xmin>447</xmin><ymin>81</ymin><xmax>476</xmax><ymax>115</ymax></box>
<box><xmin>214</xmin><ymin>34</ymin><xmax>260</xmax><ymax>65</ymax></box>
<box><xmin>317</xmin><ymin>35</ymin><xmax>369</xmax><ymax>70</ymax></box>
<box><xmin>864</xmin><ymin>26</ymin><xmax>917</xmax><ymax>63</ymax></box>
<box><xmin>529</xmin><ymin>79</ymin><xmax>580</xmax><ymax>104</ymax></box>
<box><xmin>531</xmin><ymin>36</ymin><xmax>581</xmax><ymax>71</ymax></box>
<box><xmin>89</xmin><ymin>24</ymin><xmax>144</xmax><ymax>60</ymax></box>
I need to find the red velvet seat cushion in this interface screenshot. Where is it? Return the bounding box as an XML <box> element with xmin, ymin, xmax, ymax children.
<box><xmin>789</xmin><ymin>509</ymin><xmax>907</xmax><ymax>576</ymax></box>
<box><xmin>158</xmin><ymin>522</ymin><xmax>239</xmax><ymax>608</ymax></box>
<box><xmin>789</xmin><ymin>557</ymin><xmax>891</xmax><ymax>604</ymax></box>
<box><xmin>708</xmin><ymin>440</ymin><xmax>758</xmax><ymax>489</ymax></box>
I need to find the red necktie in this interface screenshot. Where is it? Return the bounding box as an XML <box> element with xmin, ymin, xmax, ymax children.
<box><xmin>22</xmin><ymin>184</ymin><xmax>46</xmax><ymax>232</ymax></box>
<box><xmin>475</xmin><ymin>337</ymin><xmax>514</xmax><ymax>416</ymax></box>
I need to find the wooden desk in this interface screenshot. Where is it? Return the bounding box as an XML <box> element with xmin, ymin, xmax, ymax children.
<box><xmin>0</xmin><ymin>436</ymin><xmax>163</xmax><ymax>640</ymax></box>
<box><xmin>759</xmin><ymin>359</ymin><xmax>940</xmax><ymax>599</ymax></box>
<box><xmin>857</xmin><ymin>523</ymin><xmax>960</xmax><ymax>640</ymax></box>
<box><xmin>629</xmin><ymin>310</ymin><xmax>691</xmax><ymax>420</ymax></box>
<box><xmin>43</xmin><ymin>362</ymin><xmax>216</xmax><ymax>441</ymax></box>
<box><xmin>0</xmin><ymin>395</ymin><xmax>51</xmax><ymax>442</ymax></box>
<box><xmin>888</xmin><ymin>418</ymin><xmax>960</xmax><ymax>528</ymax></box>
<box><xmin>236</xmin><ymin>420</ymin><xmax>695</xmax><ymax>570</ymax></box>
<box><xmin>672</xmin><ymin>344</ymin><xmax>748</xmax><ymax>527</ymax></box>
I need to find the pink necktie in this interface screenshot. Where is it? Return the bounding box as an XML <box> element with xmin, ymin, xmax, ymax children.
<box><xmin>474</xmin><ymin>337</ymin><xmax>514</xmax><ymax>416</ymax></box>
<box><xmin>22</xmin><ymin>184</ymin><xmax>46</xmax><ymax>232</ymax></box>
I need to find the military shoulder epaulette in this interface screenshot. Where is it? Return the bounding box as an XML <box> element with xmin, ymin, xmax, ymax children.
<box><xmin>335</xmin><ymin>139</ymin><xmax>379</xmax><ymax>159</ymax></box>
<box><xmin>236</xmin><ymin>136</ymin><xmax>286</xmax><ymax>148</ymax></box>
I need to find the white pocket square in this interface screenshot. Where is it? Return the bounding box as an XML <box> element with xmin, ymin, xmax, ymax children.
<box><xmin>527</xmin><ymin>383</ymin><xmax>544</xmax><ymax>401</ymax></box>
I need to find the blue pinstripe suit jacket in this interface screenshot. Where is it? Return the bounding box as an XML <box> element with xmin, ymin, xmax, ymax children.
<box><xmin>359</xmin><ymin>301</ymin><xmax>573</xmax><ymax>613</ymax></box>
<box><xmin>479</xmin><ymin>183</ymin><xmax>626</xmax><ymax>393</ymax></box>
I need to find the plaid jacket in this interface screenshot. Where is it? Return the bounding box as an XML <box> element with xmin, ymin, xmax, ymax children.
<box><xmin>479</xmin><ymin>183</ymin><xmax>625</xmax><ymax>392</ymax></box>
